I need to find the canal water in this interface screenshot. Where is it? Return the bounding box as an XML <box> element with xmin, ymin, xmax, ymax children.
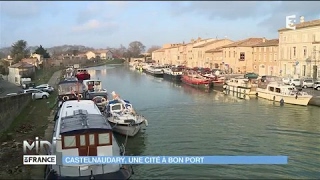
<box><xmin>87</xmin><ymin>65</ymin><xmax>320</xmax><ymax>179</ymax></box>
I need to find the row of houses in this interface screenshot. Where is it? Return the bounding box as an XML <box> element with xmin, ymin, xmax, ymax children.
<box><xmin>4</xmin><ymin>49</ymin><xmax>114</xmax><ymax>85</ymax></box>
<box><xmin>152</xmin><ymin>16</ymin><xmax>320</xmax><ymax>79</ymax></box>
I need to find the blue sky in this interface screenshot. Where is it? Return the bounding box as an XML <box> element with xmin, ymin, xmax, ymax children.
<box><xmin>0</xmin><ymin>1</ymin><xmax>320</xmax><ymax>49</ymax></box>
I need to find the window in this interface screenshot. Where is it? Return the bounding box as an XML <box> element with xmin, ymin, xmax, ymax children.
<box><xmin>98</xmin><ymin>133</ymin><xmax>111</xmax><ymax>145</ymax></box>
<box><xmin>274</xmin><ymin>53</ymin><xmax>277</xmax><ymax>61</ymax></box>
<box><xmin>229</xmin><ymin>51</ymin><xmax>230</xmax><ymax>57</ymax></box>
<box><xmin>259</xmin><ymin>53</ymin><xmax>261</xmax><ymax>61</ymax></box>
<box><xmin>89</xmin><ymin>134</ymin><xmax>95</xmax><ymax>145</ymax></box>
<box><xmin>112</xmin><ymin>104</ymin><xmax>122</xmax><ymax>111</ymax></box>
<box><xmin>264</xmin><ymin>53</ymin><xmax>266</xmax><ymax>61</ymax></box>
<box><xmin>239</xmin><ymin>52</ymin><xmax>245</xmax><ymax>61</ymax></box>
<box><xmin>293</xmin><ymin>47</ymin><xmax>296</xmax><ymax>57</ymax></box>
<box><xmin>303</xmin><ymin>46</ymin><xmax>307</xmax><ymax>57</ymax></box>
<box><xmin>275</xmin><ymin>88</ymin><xmax>281</xmax><ymax>93</ymax></box>
<box><xmin>63</xmin><ymin>136</ymin><xmax>76</xmax><ymax>148</ymax></box>
<box><xmin>270</xmin><ymin>53</ymin><xmax>273</xmax><ymax>61</ymax></box>
<box><xmin>234</xmin><ymin>51</ymin><xmax>236</xmax><ymax>58</ymax></box>
<box><xmin>269</xmin><ymin>87</ymin><xmax>274</xmax><ymax>92</ymax></box>
<box><xmin>80</xmin><ymin>135</ymin><xmax>86</xmax><ymax>146</ymax></box>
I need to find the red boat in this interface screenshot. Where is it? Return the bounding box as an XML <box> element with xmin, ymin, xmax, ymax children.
<box><xmin>181</xmin><ymin>71</ymin><xmax>213</xmax><ymax>89</ymax></box>
<box><xmin>75</xmin><ymin>69</ymin><xmax>91</xmax><ymax>81</ymax></box>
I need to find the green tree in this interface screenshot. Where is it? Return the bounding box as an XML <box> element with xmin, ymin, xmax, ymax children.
<box><xmin>11</xmin><ymin>40</ymin><xmax>30</xmax><ymax>63</ymax></box>
<box><xmin>0</xmin><ymin>60</ymin><xmax>9</xmax><ymax>75</ymax></box>
<box><xmin>34</xmin><ymin>45</ymin><xmax>50</xmax><ymax>58</ymax></box>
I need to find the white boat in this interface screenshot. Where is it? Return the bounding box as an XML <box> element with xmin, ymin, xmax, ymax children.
<box><xmin>223</xmin><ymin>78</ymin><xmax>258</xmax><ymax>98</ymax></box>
<box><xmin>46</xmin><ymin>100</ymin><xmax>133</xmax><ymax>179</ymax></box>
<box><xmin>105</xmin><ymin>91</ymin><xmax>148</xmax><ymax>137</ymax></box>
<box><xmin>256</xmin><ymin>83</ymin><xmax>313</xmax><ymax>106</ymax></box>
<box><xmin>145</xmin><ymin>65</ymin><xmax>164</xmax><ymax>77</ymax></box>
<box><xmin>83</xmin><ymin>80</ymin><xmax>108</xmax><ymax>97</ymax></box>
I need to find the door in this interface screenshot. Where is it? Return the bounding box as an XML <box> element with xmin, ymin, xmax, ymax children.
<box><xmin>259</xmin><ymin>65</ymin><xmax>266</xmax><ymax>76</ymax></box>
<box><xmin>78</xmin><ymin>134</ymin><xmax>97</xmax><ymax>156</ymax></box>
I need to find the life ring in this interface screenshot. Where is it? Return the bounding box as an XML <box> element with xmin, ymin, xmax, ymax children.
<box><xmin>273</xmin><ymin>96</ymin><xmax>276</xmax><ymax>101</ymax></box>
<box><xmin>101</xmin><ymin>97</ymin><xmax>107</xmax><ymax>102</ymax></box>
<box><xmin>78</xmin><ymin>94</ymin><xmax>83</xmax><ymax>99</ymax></box>
<box><xmin>63</xmin><ymin>96</ymin><xmax>69</xmax><ymax>101</ymax></box>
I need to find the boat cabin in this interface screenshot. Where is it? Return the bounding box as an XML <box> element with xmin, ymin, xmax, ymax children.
<box><xmin>106</xmin><ymin>100</ymin><xmax>133</xmax><ymax>115</ymax></box>
<box><xmin>75</xmin><ymin>69</ymin><xmax>90</xmax><ymax>81</ymax></box>
<box><xmin>83</xmin><ymin>80</ymin><xmax>104</xmax><ymax>92</ymax></box>
<box><xmin>58</xmin><ymin>80</ymin><xmax>84</xmax><ymax>102</ymax></box>
<box><xmin>266</xmin><ymin>83</ymin><xmax>305</xmax><ymax>95</ymax></box>
<box><xmin>52</xmin><ymin>100</ymin><xmax>121</xmax><ymax>176</ymax></box>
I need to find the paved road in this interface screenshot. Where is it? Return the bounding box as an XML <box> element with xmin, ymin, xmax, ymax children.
<box><xmin>302</xmin><ymin>87</ymin><xmax>320</xmax><ymax>97</ymax></box>
<box><xmin>0</xmin><ymin>80</ymin><xmax>23</xmax><ymax>97</ymax></box>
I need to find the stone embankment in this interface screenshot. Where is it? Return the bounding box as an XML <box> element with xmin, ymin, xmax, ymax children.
<box><xmin>0</xmin><ymin>94</ymin><xmax>32</xmax><ymax>133</ymax></box>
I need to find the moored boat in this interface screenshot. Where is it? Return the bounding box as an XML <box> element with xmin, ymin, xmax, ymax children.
<box><xmin>145</xmin><ymin>65</ymin><xmax>164</xmax><ymax>78</ymax></box>
<box><xmin>256</xmin><ymin>82</ymin><xmax>313</xmax><ymax>106</ymax></box>
<box><xmin>75</xmin><ymin>69</ymin><xmax>91</xmax><ymax>81</ymax></box>
<box><xmin>46</xmin><ymin>100</ymin><xmax>133</xmax><ymax>179</ymax></box>
<box><xmin>223</xmin><ymin>78</ymin><xmax>258</xmax><ymax>98</ymax></box>
<box><xmin>57</xmin><ymin>78</ymin><xmax>84</xmax><ymax>106</ymax></box>
<box><xmin>181</xmin><ymin>70</ymin><xmax>213</xmax><ymax>90</ymax></box>
<box><xmin>105</xmin><ymin>91</ymin><xmax>148</xmax><ymax>137</ymax></box>
<box><xmin>163</xmin><ymin>66</ymin><xmax>183</xmax><ymax>82</ymax></box>
<box><xmin>82</xmin><ymin>79</ymin><xmax>108</xmax><ymax>111</ymax></box>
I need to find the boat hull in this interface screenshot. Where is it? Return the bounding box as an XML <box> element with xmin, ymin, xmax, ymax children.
<box><xmin>181</xmin><ymin>77</ymin><xmax>213</xmax><ymax>90</ymax></box>
<box><xmin>45</xmin><ymin>165</ymin><xmax>133</xmax><ymax>180</ymax></box>
<box><xmin>163</xmin><ymin>73</ymin><xmax>182</xmax><ymax>82</ymax></box>
<box><xmin>256</xmin><ymin>89</ymin><xmax>312</xmax><ymax>106</ymax></box>
<box><xmin>223</xmin><ymin>85</ymin><xmax>256</xmax><ymax>95</ymax></box>
<box><xmin>108</xmin><ymin>121</ymin><xmax>145</xmax><ymax>137</ymax></box>
<box><xmin>145</xmin><ymin>70</ymin><xmax>163</xmax><ymax>78</ymax></box>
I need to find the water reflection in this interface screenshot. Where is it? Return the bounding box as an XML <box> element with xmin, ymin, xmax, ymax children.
<box><xmin>114</xmin><ymin>131</ymin><xmax>147</xmax><ymax>156</ymax></box>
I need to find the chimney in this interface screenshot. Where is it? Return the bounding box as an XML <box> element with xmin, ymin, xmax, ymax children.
<box><xmin>300</xmin><ymin>16</ymin><xmax>305</xmax><ymax>23</ymax></box>
<box><xmin>262</xmin><ymin>37</ymin><xmax>266</xmax><ymax>42</ymax></box>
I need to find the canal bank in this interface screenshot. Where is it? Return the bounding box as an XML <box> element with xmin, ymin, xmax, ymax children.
<box><xmin>0</xmin><ymin>70</ymin><xmax>62</xmax><ymax>179</ymax></box>
<box><xmin>86</xmin><ymin>65</ymin><xmax>320</xmax><ymax>179</ymax></box>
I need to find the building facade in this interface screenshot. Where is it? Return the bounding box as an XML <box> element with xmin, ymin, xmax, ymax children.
<box><xmin>278</xmin><ymin>17</ymin><xmax>320</xmax><ymax>78</ymax></box>
<box><xmin>252</xmin><ymin>39</ymin><xmax>279</xmax><ymax>76</ymax></box>
<box><xmin>222</xmin><ymin>38</ymin><xmax>266</xmax><ymax>73</ymax></box>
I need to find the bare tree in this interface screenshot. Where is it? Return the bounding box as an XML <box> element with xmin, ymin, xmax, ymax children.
<box><xmin>127</xmin><ymin>41</ymin><xmax>145</xmax><ymax>58</ymax></box>
<box><xmin>147</xmin><ymin>45</ymin><xmax>161</xmax><ymax>54</ymax></box>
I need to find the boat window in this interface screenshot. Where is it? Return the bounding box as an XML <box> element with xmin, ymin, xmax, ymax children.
<box><xmin>80</xmin><ymin>135</ymin><xmax>86</xmax><ymax>146</ymax></box>
<box><xmin>89</xmin><ymin>134</ymin><xmax>95</xmax><ymax>145</ymax></box>
<box><xmin>288</xmin><ymin>88</ymin><xmax>293</xmax><ymax>90</ymax></box>
<box><xmin>112</xmin><ymin>104</ymin><xmax>122</xmax><ymax>111</ymax></box>
<box><xmin>98</xmin><ymin>133</ymin><xmax>112</xmax><ymax>145</ymax></box>
<box><xmin>94</xmin><ymin>81</ymin><xmax>101</xmax><ymax>85</ymax></box>
<box><xmin>269</xmin><ymin>87</ymin><xmax>274</xmax><ymax>91</ymax></box>
<box><xmin>63</xmin><ymin>136</ymin><xmax>76</xmax><ymax>148</ymax></box>
<box><xmin>275</xmin><ymin>88</ymin><xmax>281</xmax><ymax>93</ymax></box>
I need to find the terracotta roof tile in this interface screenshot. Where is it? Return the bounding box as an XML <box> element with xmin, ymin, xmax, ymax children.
<box><xmin>252</xmin><ymin>39</ymin><xmax>279</xmax><ymax>47</ymax></box>
<box><xmin>278</xmin><ymin>19</ymin><xmax>320</xmax><ymax>31</ymax></box>
<box><xmin>222</xmin><ymin>38</ymin><xmax>265</xmax><ymax>48</ymax></box>
<box><xmin>205</xmin><ymin>47</ymin><xmax>223</xmax><ymax>53</ymax></box>
<box><xmin>193</xmin><ymin>39</ymin><xmax>225</xmax><ymax>48</ymax></box>
<box><xmin>10</xmin><ymin>62</ymin><xmax>34</xmax><ymax>68</ymax></box>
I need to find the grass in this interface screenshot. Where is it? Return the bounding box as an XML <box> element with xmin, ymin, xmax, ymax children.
<box><xmin>0</xmin><ymin>68</ymin><xmax>61</xmax><ymax>179</ymax></box>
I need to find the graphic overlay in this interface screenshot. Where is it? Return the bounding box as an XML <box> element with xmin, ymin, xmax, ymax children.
<box><xmin>62</xmin><ymin>156</ymin><xmax>288</xmax><ymax>165</ymax></box>
<box><xmin>286</xmin><ymin>15</ymin><xmax>296</xmax><ymax>30</ymax></box>
<box><xmin>22</xmin><ymin>137</ymin><xmax>57</xmax><ymax>165</ymax></box>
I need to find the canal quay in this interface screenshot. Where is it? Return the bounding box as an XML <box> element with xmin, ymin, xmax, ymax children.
<box><xmin>87</xmin><ymin>65</ymin><xmax>320</xmax><ymax>179</ymax></box>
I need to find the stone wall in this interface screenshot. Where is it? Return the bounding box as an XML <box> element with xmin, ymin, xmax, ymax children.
<box><xmin>0</xmin><ymin>93</ymin><xmax>31</xmax><ymax>133</ymax></box>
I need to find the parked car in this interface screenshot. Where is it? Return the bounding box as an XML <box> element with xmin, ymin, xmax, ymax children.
<box><xmin>282</xmin><ymin>78</ymin><xmax>291</xmax><ymax>85</ymax></box>
<box><xmin>6</xmin><ymin>93</ymin><xmax>18</xmax><ymax>96</ymax></box>
<box><xmin>289</xmin><ymin>79</ymin><xmax>301</xmax><ymax>86</ymax></box>
<box><xmin>314</xmin><ymin>81</ymin><xmax>320</xmax><ymax>90</ymax></box>
<box><xmin>23</xmin><ymin>89</ymin><xmax>50</xmax><ymax>99</ymax></box>
<box><xmin>244</xmin><ymin>73</ymin><xmax>259</xmax><ymax>79</ymax></box>
<box><xmin>301</xmin><ymin>79</ymin><xmax>314</xmax><ymax>88</ymax></box>
<box><xmin>35</xmin><ymin>84</ymin><xmax>54</xmax><ymax>93</ymax></box>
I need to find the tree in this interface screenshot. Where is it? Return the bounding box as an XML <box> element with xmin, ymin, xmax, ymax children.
<box><xmin>127</xmin><ymin>41</ymin><xmax>145</xmax><ymax>58</ymax></box>
<box><xmin>0</xmin><ymin>60</ymin><xmax>9</xmax><ymax>75</ymax></box>
<box><xmin>34</xmin><ymin>45</ymin><xmax>50</xmax><ymax>58</ymax></box>
<box><xmin>11</xmin><ymin>40</ymin><xmax>30</xmax><ymax>63</ymax></box>
<box><xmin>110</xmin><ymin>44</ymin><xmax>127</xmax><ymax>58</ymax></box>
<box><xmin>147</xmin><ymin>45</ymin><xmax>161</xmax><ymax>54</ymax></box>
